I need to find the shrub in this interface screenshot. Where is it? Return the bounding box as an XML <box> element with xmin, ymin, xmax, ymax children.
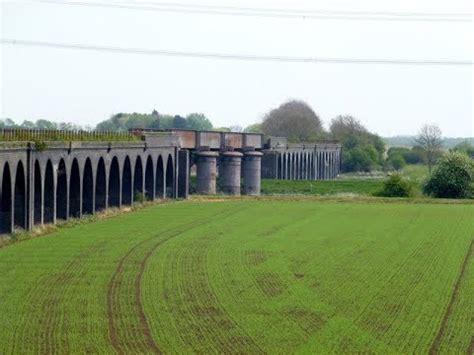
<box><xmin>388</xmin><ymin>154</ymin><xmax>406</xmax><ymax>171</ymax></box>
<box><xmin>375</xmin><ymin>174</ymin><xmax>413</xmax><ymax>197</ymax></box>
<box><xmin>423</xmin><ymin>152</ymin><xmax>474</xmax><ymax>198</ymax></box>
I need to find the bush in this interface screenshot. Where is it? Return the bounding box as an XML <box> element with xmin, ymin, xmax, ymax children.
<box><xmin>423</xmin><ymin>152</ymin><xmax>474</xmax><ymax>198</ymax></box>
<box><xmin>388</xmin><ymin>154</ymin><xmax>406</xmax><ymax>171</ymax></box>
<box><xmin>375</xmin><ymin>174</ymin><xmax>413</xmax><ymax>197</ymax></box>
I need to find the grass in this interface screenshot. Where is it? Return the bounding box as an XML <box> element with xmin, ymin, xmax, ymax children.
<box><xmin>261</xmin><ymin>164</ymin><xmax>430</xmax><ymax>197</ymax></box>
<box><xmin>0</xmin><ymin>198</ymin><xmax>473</xmax><ymax>353</ymax></box>
<box><xmin>261</xmin><ymin>179</ymin><xmax>383</xmax><ymax>196</ymax></box>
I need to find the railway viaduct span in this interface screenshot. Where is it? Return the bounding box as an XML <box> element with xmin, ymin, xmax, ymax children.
<box><xmin>0</xmin><ymin>129</ymin><xmax>341</xmax><ymax>235</ymax></box>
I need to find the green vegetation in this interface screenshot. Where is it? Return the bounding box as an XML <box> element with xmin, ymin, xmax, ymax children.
<box><xmin>423</xmin><ymin>152</ymin><xmax>474</xmax><ymax>199</ymax></box>
<box><xmin>375</xmin><ymin>174</ymin><xmax>413</xmax><ymax>197</ymax></box>
<box><xmin>330</xmin><ymin>116</ymin><xmax>385</xmax><ymax>173</ymax></box>
<box><xmin>261</xmin><ymin>178</ymin><xmax>383</xmax><ymax>196</ymax></box>
<box><xmin>96</xmin><ymin>111</ymin><xmax>213</xmax><ymax>131</ymax></box>
<box><xmin>0</xmin><ymin>128</ymin><xmax>139</xmax><ymax>142</ymax></box>
<box><xmin>0</xmin><ymin>199</ymin><xmax>472</xmax><ymax>353</ymax></box>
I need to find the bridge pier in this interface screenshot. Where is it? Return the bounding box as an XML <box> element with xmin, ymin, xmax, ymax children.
<box><xmin>242</xmin><ymin>150</ymin><xmax>263</xmax><ymax>196</ymax></box>
<box><xmin>195</xmin><ymin>150</ymin><xmax>218</xmax><ymax>194</ymax></box>
<box><xmin>219</xmin><ymin>150</ymin><xmax>243</xmax><ymax>195</ymax></box>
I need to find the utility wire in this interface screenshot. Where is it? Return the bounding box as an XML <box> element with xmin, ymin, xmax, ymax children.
<box><xmin>28</xmin><ymin>0</ymin><xmax>473</xmax><ymax>22</ymax></box>
<box><xmin>117</xmin><ymin>0</ymin><xmax>472</xmax><ymax>18</ymax></box>
<box><xmin>2</xmin><ymin>38</ymin><xmax>473</xmax><ymax>66</ymax></box>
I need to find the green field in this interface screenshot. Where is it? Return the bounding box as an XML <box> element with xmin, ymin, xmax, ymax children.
<box><xmin>261</xmin><ymin>179</ymin><xmax>383</xmax><ymax>196</ymax></box>
<box><xmin>0</xmin><ymin>199</ymin><xmax>473</xmax><ymax>354</ymax></box>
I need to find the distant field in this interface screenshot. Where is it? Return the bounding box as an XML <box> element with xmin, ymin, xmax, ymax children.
<box><xmin>261</xmin><ymin>179</ymin><xmax>383</xmax><ymax>196</ymax></box>
<box><xmin>261</xmin><ymin>164</ymin><xmax>429</xmax><ymax>197</ymax></box>
<box><xmin>0</xmin><ymin>199</ymin><xmax>473</xmax><ymax>353</ymax></box>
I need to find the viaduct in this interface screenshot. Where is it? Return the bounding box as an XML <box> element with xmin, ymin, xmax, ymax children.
<box><xmin>0</xmin><ymin>129</ymin><xmax>341</xmax><ymax>235</ymax></box>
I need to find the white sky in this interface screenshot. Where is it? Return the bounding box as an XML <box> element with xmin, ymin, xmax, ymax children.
<box><xmin>1</xmin><ymin>0</ymin><xmax>473</xmax><ymax>137</ymax></box>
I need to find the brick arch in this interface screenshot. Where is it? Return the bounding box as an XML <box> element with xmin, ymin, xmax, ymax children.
<box><xmin>133</xmin><ymin>155</ymin><xmax>143</xmax><ymax>202</ymax></box>
<box><xmin>165</xmin><ymin>154</ymin><xmax>174</xmax><ymax>198</ymax></box>
<box><xmin>0</xmin><ymin>162</ymin><xmax>12</xmax><ymax>234</ymax></box>
<box><xmin>44</xmin><ymin>160</ymin><xmax>55</xmax><ymax>223</ymax></box>
<box><xmin>33</xmin><ymin>160</ymin><xmax>42</xmax><ymax>225</ymax></box>
<box><xmin>69</xmin><ymin>158</ymin><xmax>81</xmax><ymax>218</ymax></box>
<box><xmin>155</xmin><ymin>155</ymin><xmax>164</xmax><ymax>198</ymax></box>
<box><xmin>82</xmin><ymin>158</ymin><xmax>94</xmax><ymax>215</ymax></box>
<box><xmin>95</xmin><ymin>157</ymin><xmax>107</xmax><ymax>212</ymax></box>
<box><xmin>122</xmin><ymin>156</ymin><xmax>132</xmax><ymax>206</ymax></box>
<box><xmin>14</xmin><ymin>160</ymin><xmax>27</xmax><ymax>229</ymax></box>
<box><xmin>145</xmin><ymin>155</ymin><xmax>154</xmax><ymax>200</ymax></box>
<box><xmin>108</xmin><ymin>156</ymin><xmax>121</xmax><ymax>207</ymax></box>
<box><xmin>56</xmin><ymin>158</ymin><xmax>68</xmax><ymax>220</ymax></box>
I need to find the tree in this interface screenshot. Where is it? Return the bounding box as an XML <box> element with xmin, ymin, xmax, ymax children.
<box><xmin>423</xmin><ymin>152</ymin><xmax>474</xmax><ymax>198</ymax></box>
<box><xmin>244</xmin><ymin>123</ymin><xmax>262</xmax><ymax>133</ymax></box>
<box><xmin>35</xmin><ymin>119</ymin><xmax>58</xmax><ymax>130</ymax></box>
<box><xmin>453</xmin><ymin>141</ymin><xmax>474</xmax><ymax>159</ymax></box>
<box><xmin>414</xmin><ymin>124</ymin><xmax>443</xmax><ymax>173</ymax></box>
<box><xmin>172</xmin><ymin>115</ymin><xmax>187</xmax><ymax>129</ymax></box>
<box><xmin>329</xmin><ymin>115</ymin><xmax>385</xmax><ymax>172</ymax></box>
<box><xmin>185</xmin><ymin>113</ymin><xmax>213</xmax><ymax>130</ymax></box>
<box><xmin>0</xmin><ymin>118</ymin><xmax>17</xmax><ymax>128</ymax></box>
<box><xmin>330</xmin><ymin>115</ymin><xmax>367</xmax><ymax>141</ymax></box>
<box><xmin>261</xmin><ymin>100</ymin><xmax>324</xmax><ymax>142</ymax></box>
<box><xmin>388</xmin><ymin>154</ymin><xmax>406</xmax><ymax>171</ymax></box>
<box><xmin>229</xmin><ymin>125</ymin><xmax>243</xmax><ymax>132</ymax></box>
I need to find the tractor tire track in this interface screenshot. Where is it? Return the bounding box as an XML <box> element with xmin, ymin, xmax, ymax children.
<box><xmin>18</xmin><ymin>241</ymin><xmax>107</xmax><ymax>354</ymax></box>
<box><xmin>107</xmin><ymin>207</ymin><xmax>244</xmax><ymax>354</ymax></box>
<box><xmin>428</xmin><ymin>238</ymin><xmax>474</xmax><ymax>355</ymax></box>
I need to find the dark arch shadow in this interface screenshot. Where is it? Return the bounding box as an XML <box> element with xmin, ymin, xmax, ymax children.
<box><xmin>155</xmin><ymin>155</ymin><xmax>164</xmax><ymax>199</ymax></box>
<box><xmin>108</xmin><ymin>157</ymin><xmax>120</xmax><ymax>207</ymax></box>
<box><xmin>69</xmin><ymin>159</ymin><xmax>81</xmax><ymax>218</ymax></box>
<box><xmin>133</xmin><ymin>156</ymin><xmax>143</xmax><ymax>202</ymax></box>
<box><xmin>145</xmin><ymin>155</ymin><xmax>154</xmax><ymax>200</ymax></box>
<box><xmin>165</xmin><ymin>154</ymin><xmax>174</xmax><ymax>198</ymax></box>
<box><xmin>0</xmin><ymin>163</ymin><xmax>12</xmax><ymax>233</ymax></box>
<box><xmin>44</xmin><ymin>160</ymin><xmax>55</xmax><ymax>223</ymax></box>
<box><xmin>34</xmin><ymin>160</ymin><xmax>42</xmax><ymax>225</ymax></box>
<box><xmin>122</xmin><ymin>156</ymin><xmax>132</xmax><ymax>205</ymax></box>
<box><xmin>96</xmin><ymin>158</ymin><xmax>106</xmax><ymax>212</ymax></box>
<box><xmin>56</xmin><ymin>159</ymin><xmax>68</xmax><ymax>220</ymax></box>
<box><xmin>82</xmin><ymin>158</ymin><xmax>94</xmax><ymax>215</ymax></box>
<box><xmin>14</xmin><ymin>161</ymin><xmax>27</xmax><ymax>229</ymax></box>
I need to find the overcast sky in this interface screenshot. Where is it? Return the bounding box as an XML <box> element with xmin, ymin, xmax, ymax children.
<box><xmin>1</xmin><ymin>0</ymin><xmax>473</xmax><ymax>137</ymax></box>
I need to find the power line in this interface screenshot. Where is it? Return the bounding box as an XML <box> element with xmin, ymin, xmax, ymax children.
<box><xmin>120</xmin><ymin>1</ymin><xmax>472</xmax><ymax>18</ymax></box>
<box><xmin>2</xmin><ymin>38</ymin><xmax>473</xmax><ymax>66</ymax></box>
<box><xmin>29</xmin><ymin>0</ymin><xmax>472</xmax><ymax>23</ymax></box>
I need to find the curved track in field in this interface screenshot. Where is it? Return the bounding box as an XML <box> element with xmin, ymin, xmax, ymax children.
<box><xmin>428</xmin><ymin>239</ymin><xmax>474</xmax><ymax>355</ymax></box>
<box><xmin>106</xmin><ymin>207</ymin><xmax>250</xmax><ymax>354</ymax></box>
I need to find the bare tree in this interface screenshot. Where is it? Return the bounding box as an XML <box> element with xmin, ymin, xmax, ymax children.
<box><xmin>415</xmin><ymin>124</ymin><xmax>443</xmax><ymax>173</ymax></box>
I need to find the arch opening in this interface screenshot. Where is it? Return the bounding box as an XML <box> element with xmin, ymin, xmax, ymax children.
<box><xmin>145</xmin><ymin>156</ymin><xmax>154</xmax><ymax>200</ymax></box>
<box><xmin>14</xmin><ymin>161</ymin><xmax>27</xmax><ymax>229</ymax></box>
<box><xmin>133</xmin><ymin>156</ymin><xmax>143</xmax><ymax>202</ymax></box>
<box><xmin>82</xmin><ymin>159</ymin><xmax>94</xmax><ymax>215</ymax></box>
<box><xmin>44</xmin><ymin>160</ymin><xmax>55</xmax><ymax>223</ymax></box>
<box><xmin>108</xmin><ymin>157</ymin><xmax>120</xmax><ymax>207</ymax></box>
<box><xmin>165</xmin><ymin>155</ymin><xmax>174</xmax><ymax>198</ymax></box>
<box><xmin>155</xmin><ymin>156</ymin><xmax>164</xmax><ymax>198</ymax></box>
<box><xmin>69</xmin><ymin>159</ymin><xmax>81</xmax><ymax>218</ymax></box>
<box><xmin>56</xmin><ymin>159</ymin><xmax>68</xmax><ymax>220</ymax></box>
<box><xmin>122</xmin><ymin>157</ymin><xmax>132</xmax><ymax>205</ymax></box>
<box><xmin>34</xmin><ymin>160</ymin><xmax>42</xmax><ymax>225</ymax></box>
<box><xmin>0</xmin><ymin>163</ymin><xmax>12</xmax><ymax>233</ymax></box>
<box><xmin>95</xmin><ymin>158</ymin><xmax>106</xmax><ymax>211</ymax></box>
